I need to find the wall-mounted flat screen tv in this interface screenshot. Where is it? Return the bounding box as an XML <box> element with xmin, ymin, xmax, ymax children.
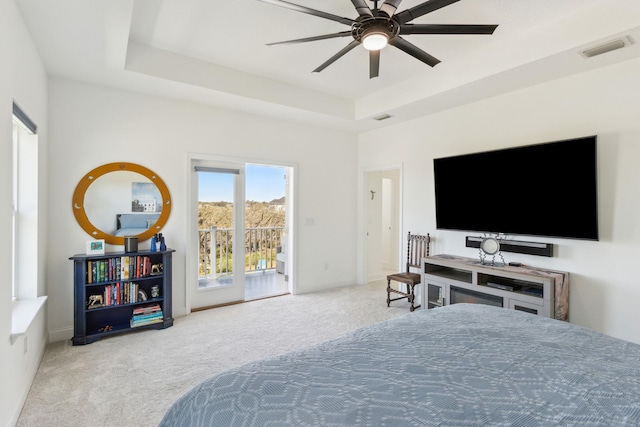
<box><xmin>433</xmin><ymin>136</ymin><xmax>598</xmax><ymax>240</ymax></box>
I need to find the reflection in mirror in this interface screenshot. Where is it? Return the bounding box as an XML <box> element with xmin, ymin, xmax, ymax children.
<box><xmin>72</xmin><ymin>162</ymin><xmax>171</xmax><ymax>245</ymax></box>
<box><xmin>84</xmin><ymin>171</ymin><xmax>162</xmax><ymax>235</ymax></box>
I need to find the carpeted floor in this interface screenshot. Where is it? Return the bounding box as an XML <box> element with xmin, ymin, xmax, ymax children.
<box><xmin>17</xmin><ymin>280</ymin><xmax>411</xmax><ymax>427</ymax></box>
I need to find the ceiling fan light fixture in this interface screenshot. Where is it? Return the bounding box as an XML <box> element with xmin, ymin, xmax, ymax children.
<box><xmin>362</xmin><ymin>32</ymin><xmax>388</xmax><ymax>51</ymax></box>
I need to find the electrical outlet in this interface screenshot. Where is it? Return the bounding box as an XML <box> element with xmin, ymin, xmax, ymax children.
<box><xmin>324</xmin><ymin>263</ymin><xmax>329</xmax><ymax>271</ymax></box>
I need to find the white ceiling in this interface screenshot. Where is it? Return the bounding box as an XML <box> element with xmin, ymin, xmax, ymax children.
<box><xmin>16</xmin><ymin>0</ymin><xmax>640</xmax><ymax>133</ymax></box>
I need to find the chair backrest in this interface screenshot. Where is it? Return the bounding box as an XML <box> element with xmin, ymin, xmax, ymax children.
<box><xmin>406</xmin><ymin>232</ymin><xmax>430</xmax><ymax>273</ymax></box>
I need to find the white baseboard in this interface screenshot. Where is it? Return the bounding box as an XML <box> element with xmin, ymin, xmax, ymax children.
<box><xmin>48</xmin><ymin>326</ymin><xmax>73</xmax><ymax>343</ymax></box>
<box><xmin>296</xmin><ymin>280</ymin><xmax>356</xmax><ymax>294</ymax></box>
<box><xmin>368</xmin><ymin>274</ymin><xmax>386</xmax><ymax>283</ymax></box>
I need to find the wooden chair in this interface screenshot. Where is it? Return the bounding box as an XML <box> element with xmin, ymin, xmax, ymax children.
<box><xmin>386</xmin><ymin>232</ymin><xmax>430</xmax><ymax>312</ymax></box>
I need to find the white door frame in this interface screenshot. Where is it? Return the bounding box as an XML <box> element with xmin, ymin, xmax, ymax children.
<box><xmin>358</xmin><ymin>163</ymin><xmax>403</xmax><ymax>285</ymax></box>
<box><xmin>188</xmin><ymin>157</ymin><xmax>246</xmax><ymax>310</ymax></box>
<box><xmin>185</xmin><ymin>153</ymin><xmax>297</xmax><ymax>314</ymax></box>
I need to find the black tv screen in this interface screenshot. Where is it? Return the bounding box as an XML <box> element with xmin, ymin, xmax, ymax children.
<box><xmin>433</xmin><ymin>136</ymin><xmax>598</xmax><ymax>240</ymax></box>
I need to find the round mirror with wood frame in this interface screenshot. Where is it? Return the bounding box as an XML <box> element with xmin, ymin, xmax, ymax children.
<box><xmin>72</xmin><ymin>162</ymin><xmax>171</xmax><ymax>245</ymax></box>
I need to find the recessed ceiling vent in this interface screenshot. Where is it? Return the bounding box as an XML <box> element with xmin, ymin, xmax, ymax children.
<box><xmin>581</xmin><ymin>36</ymin><xmax>632</xmax><ymax>58</ymax></box>
<box><xmin>373</xmin><ymin>114</ymin><xmax>393</xmax><ymax>121</ymax></box>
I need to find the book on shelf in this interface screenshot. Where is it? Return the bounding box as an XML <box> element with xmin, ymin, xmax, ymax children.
<box><xmin>133</xmin><ymin>304</ymin><xmax>161</xmax><ymax>315</ymax></box>
<box><xmin>130</xmin><ymin>317</ymin><xmax>163</xmax><ymax>328</ymax></box>
<box><xmin>132</xmin><ymin>311</ymin><xmax>164</xmax><ymax>321</ymax></box>
<box><xmin>131</xmin><ymin>306</ymin><xmax>164</xmax><ymax>327</ymax></box>
<box><xmin>122</xmin><ymin>256</ymin><xmax>129</xmax><ymax>280</ymax></box>
<box><xmin>96</xmin><ymin>282</ymin><xmax>146</xmax><ymax>306</ymax></box>
<box><xmin>86</xmin><ymin>255</ymin><xmax>157</xmax><ymax>284</ymax></box>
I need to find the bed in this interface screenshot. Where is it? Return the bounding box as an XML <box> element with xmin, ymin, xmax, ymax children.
<box><xmin>114</xmin><ymin>213</ymin><xmax>160</xmax><ymax>236</ymax></box>
<box><xmin>159</xmin><ymin>304</ymin><xmax>640</xmax><ymax>426</ymax></box>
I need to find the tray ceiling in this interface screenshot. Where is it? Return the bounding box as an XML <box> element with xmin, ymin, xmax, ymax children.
<box><xmin>16</xmin><ymin>0</ymin><xmax>640</xmax><ymax>132</ymax></box>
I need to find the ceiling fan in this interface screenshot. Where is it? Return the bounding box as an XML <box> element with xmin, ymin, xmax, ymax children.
<box><xmin>259</xmin><ymin>0</ymin><xmax>498</xmax><ymax>78</ymax></box>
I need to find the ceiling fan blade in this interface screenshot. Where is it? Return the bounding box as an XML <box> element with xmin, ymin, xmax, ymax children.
<box><xmin>389</xmin><ymin>36</ymin><xmax>441</xmax><ymax>67</ymax></box>
<box><xmin>350</xmin><ymin>0</ymin><xmax>373</xmax><ymax>17</ymax></box>
<box><xmin>379</xmin><ymin>0</ymin><xmax>403</xmax><ymax>17</ymax></box>
<box><xmin>267</xmin><ymin>31</ymin><xmax>353</xmax><ymax>46</ymax></box>
<box><xmin>370</xmin><ymin>50</ymin><xmax>380</xmax><ymax>79</ymax></box>
<box><xmin>313</xmin><ymin>40</ymin><xmax>360</xmax><ymax>73</ymax></box>
<box><xmin>259</xmin><ymin>0</ymin><xmax>355</xmax><ymax>26</ymax></box>
<box><xmin>400</xmin><ymin>24</ymin><xmax>498</xmax><ymax>35</ymax></box>
<box><xmin>395</xmin><ymin>0</ymin><xmax>460</xmax><ymax>25</ymax></box>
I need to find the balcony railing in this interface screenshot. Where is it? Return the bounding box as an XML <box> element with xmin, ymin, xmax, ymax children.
<box><xmin>199</xmin><ymin>226</ymin><xmax>285</xmax><ymax>280</ymax></box>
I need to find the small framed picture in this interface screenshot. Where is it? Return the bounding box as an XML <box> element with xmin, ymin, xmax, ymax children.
<box><xmin>86</xmin><ymin>239</ymin><xmax>105</xmax><ymax>255</ymax></box>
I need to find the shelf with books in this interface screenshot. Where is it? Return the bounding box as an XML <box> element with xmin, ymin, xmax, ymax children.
<box><xmin>131</xmin><ymin>303</ymin><xmax>163</xmax><ymax>328</ymax></box>
<box><xmin>85</xmin><ymin>280</ymin><xmax>162</xmax><ymax>308</ymax></box>
<box><xmin>85</xmin><ymin>254</ymin><xmax>156</xmax><ymax>284</ymax></box>
<box><xmin>71</xmin><ymin>249</ymin><xmax>174</xmax><ymax>345</ymax></box>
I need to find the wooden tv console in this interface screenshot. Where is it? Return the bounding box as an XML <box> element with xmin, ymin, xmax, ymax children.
<box><xmin>422</xmin><ymin>254</ymin><xmax>569</xmax><ymax>320</ymax></box>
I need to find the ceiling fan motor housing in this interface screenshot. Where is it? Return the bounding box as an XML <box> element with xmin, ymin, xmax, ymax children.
<box><xmin>352</xmin><ymin>17</ymin><xmax>399</xmax><ymax>43</ymax></box>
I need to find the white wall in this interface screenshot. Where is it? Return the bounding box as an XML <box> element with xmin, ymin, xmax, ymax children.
<box><xmin>359</xmin><ymin>57</ymin><xmax>640</xmax><ymax>344</ymax></box>
<box><xmin>46</xmin><ymin>78</ymin><xmax>359</xmax><ymax>341</ymax></box>
<box><xmin>0</xmin><ymin>0</ymin><xmax>49</xmax><ymax>426</ymax></box>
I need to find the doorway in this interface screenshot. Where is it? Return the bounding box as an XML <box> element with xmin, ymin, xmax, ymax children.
<box><xmin>244</xmin><ymin>164</ymin><xmax>289</xmax><ymax>301</ymax></box>
<box><xmin>365</xmin><ymin>168</ymin><xmax>401</xmax><ymax>282</ymax></box>
<box><xmin>187</xmin><ymin>155</ymin><xmax>294</xmax><ymax>312</ymax></box>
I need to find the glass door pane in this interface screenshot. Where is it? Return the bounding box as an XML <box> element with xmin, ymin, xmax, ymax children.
<box><xmin>192</xmin><ymin>163</ymin><xmax>245</xmax><ymax>309</ymax></box>
<box><xmin>198</xmin><ymin>171</ymin><xmax>234</xmax><ymax>288</ymax></box>
<box><xmin>244</xmin><ymin>164</ymin><xmax>289</xmax><ymax>300</ymax></box>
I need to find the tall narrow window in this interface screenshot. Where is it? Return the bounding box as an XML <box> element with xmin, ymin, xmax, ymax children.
<box><xmin>11</xmin><ymin>121</ymin><xmax>19</xmax><ymax>301</ymax></box>
<box><xmin>12</xmin><ymin>102</ymin><xmax>38</xmax><ymax>303</ymax></box>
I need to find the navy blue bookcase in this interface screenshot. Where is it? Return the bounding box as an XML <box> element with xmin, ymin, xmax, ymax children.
<box><xmin>70</xmin><ymin>249</ymin><xmax>174</xmax><ymax>345</ymax></box>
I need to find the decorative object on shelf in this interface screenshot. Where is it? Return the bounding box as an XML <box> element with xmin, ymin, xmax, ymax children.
<box><xmin>138</xmin><ymin>289</ymin><xmax>148</xmax><ymax>301</ymax></box>
<box><xmin>159</xmin><ymin>233</ymin><xmax>167</xmax><ymax>251</ymax></box>
<box><xmin>150</xmin><ymin>234</ymin><xmax>157</xmax><ymax>252</ymax></box>
<box><xmin>87</xmin><ymin>294</ymin><xmax>103</xmax><ymax>308</ymax></box>
<box><xmin>151</xmin><ymin>285</ymin><xmax>160</xmax><ymax>298</ymax></box>
<box><xmin>72</xmin><ymin>162</ymin><xmax>172</xmax><ymax>245</ymax></box>
<box><xmin>478</xmin><ymin>234</ymin><xmax>506</xmax><ymax>266</ymax></box>
<box><xmin>86</xmin><ymin>239</ymin><xmax>105</xmax><ymax>255</ymax></box>
<box><xmin>151</xmin><ymin>263</ymin><xmax>163</xmax><ymax>275</ymax></box>
<box><xmin>124</xmin><ymin>236</ymin><xmax>138</xmax><ymax>253</ymax></box>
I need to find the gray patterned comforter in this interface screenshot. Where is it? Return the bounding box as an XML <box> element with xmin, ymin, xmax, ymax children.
<box><xmin>159</xmin><ymin>304</ymin><xmax>640</xmax><ymax>426</ymax></box>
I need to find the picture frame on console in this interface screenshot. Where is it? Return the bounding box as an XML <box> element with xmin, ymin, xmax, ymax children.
<box><xmin>85</xmin><ymin>239</ymin><xmax>105</xmax><ymax>256</ymax></box>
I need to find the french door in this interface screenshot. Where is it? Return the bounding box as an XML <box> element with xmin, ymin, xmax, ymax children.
<box><xmin>190</xmin><ymin>160</ymin><xmax>246</xmax><ymax>310</ymax></box>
